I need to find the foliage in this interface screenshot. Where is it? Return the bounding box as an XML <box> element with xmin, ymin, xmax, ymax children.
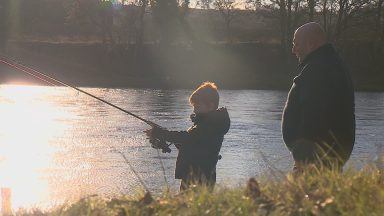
<box><xmin>18</xmin><ymin>165</ymin><xmax>384</xmax><ymax>216</ymax></box>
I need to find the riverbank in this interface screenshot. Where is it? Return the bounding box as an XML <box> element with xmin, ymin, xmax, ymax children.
<box><xmin>17</xmin><ymin>165</ymin><xmax>384</xmax><ymax>215</ymax></box>
<box><xmin>1</xmin><ymin>41</ymin><xmax>384</xmax><ymax>91</ymax></box>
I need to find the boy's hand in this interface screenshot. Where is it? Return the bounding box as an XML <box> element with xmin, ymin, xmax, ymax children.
<box><xmin>144</xmin><ymin>126</ymin><xmax>168</xmax><ymax>140</ymax></box>
<box><xmin>144</xmin><ymin>127</ymin><xmax>171</xmax><ymax>153</ymax></box>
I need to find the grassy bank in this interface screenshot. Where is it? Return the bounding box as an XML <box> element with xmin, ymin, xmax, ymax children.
<box><xmin>19</xmin><ymin>165</ymin><xmax>384</xmax><ymax>216</ymax></box>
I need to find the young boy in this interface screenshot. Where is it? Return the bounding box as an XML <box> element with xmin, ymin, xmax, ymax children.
<box><xmin>145</xmin><ymin>82</ymin><xmax>230</xmax><ymax>190</ymax></box>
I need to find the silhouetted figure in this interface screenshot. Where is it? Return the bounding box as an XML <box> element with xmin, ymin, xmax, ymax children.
<box><xmin>282</xmin><ymin>22</ymin><xmax>355</xmax><ymax>170</ymax></box>
<box><xmin>145</xmin><ymin>82</ymin><xmax>230</xmax><ymax>191</ymax></box>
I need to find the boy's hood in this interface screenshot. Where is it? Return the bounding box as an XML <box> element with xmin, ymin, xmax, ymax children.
<box><xmin>191</xmin><ymin>107</ymin><xmax>230</xmax><ymax>135</ymax></box>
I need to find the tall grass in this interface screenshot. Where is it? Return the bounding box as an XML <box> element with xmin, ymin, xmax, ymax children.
<box><xmin>18</xmin><ymin>164</ymin><xmax>383</xmax><ymax>216</ymax></box>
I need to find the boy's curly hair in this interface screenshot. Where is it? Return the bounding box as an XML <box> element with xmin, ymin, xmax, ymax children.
<box><xmin>189</xmin><ymin>82</ymin><xmax>219</xmax><ymax>108</ymax></box>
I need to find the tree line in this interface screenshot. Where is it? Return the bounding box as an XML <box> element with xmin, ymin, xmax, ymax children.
<box><xmin>0</xmin><ymin>1</ymin><xmax>382</xmax><ymax>45</ymax></box>
<box><xmin>0</xmin><ymin>0</ymin><xmax>383</xmax><ymax>76</ymax></box>
<box><xmin>0</xmin><ymin>0</ymin><xmax>383</xmax><ymax>89</ymax></box>
<box><xmin>246</xmin><ymin>0</ymin><xmax>384</xmax><ymax>56</ymax></box>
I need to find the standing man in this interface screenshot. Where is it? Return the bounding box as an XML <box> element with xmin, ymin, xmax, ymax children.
<box><xmin>282</xmin><ymin>22</ymin><xmax>355</xmax><ymax>170</ymax></box>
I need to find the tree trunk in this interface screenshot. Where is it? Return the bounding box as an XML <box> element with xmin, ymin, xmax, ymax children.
<box><xmin>135</xmin><ymin>0</ymin><xmax>148</xmax><ymax>58</ymax></box>
<box><xmin>327</xmin><ymin>0</ymin><xmax>335</xmax><ymax>39</ymax></box>
<box><xmin>376</xmin><ymin>0</ymin><xmax>384</xmax><ymax>40</ymax></box>
<box><xmin>381</xmin><ymin>16</ymin><xmax>384</xmax><ymax>48</ymax></box>
<box><xmin>322</xmin><ymin>0</ymin><xmax>328</xmax><ymax>33</ymax></box>
<box><xmin>178</xmin><ymin>0</ymin><xmax>197</xmax><ymax>43</ymax></box>
<box><xmin>279</xmin><ymin>0</ymin><xmax>288</xmax><ymax>52</ymax></box>
<box><xmin>287</xmin><ymin>0</ymin><xmax>293</xmax><ymax>44</ymax></box>
<box><xmin>293</xmin><ymin>1</ymin><xmax>300</xmax><ymax>28</ymax></box>
<box><xmin>307</xmin><ymin>0</ymin><xmax>315</xmax><ymax>21</ymax></box>
<box><xmin>335</xmin><ymin>0</ymin><xmax>346</xmax><ymax>42</ymax></box>
<box><xmin>287</xmin><ymin>0</ymin><xmax>292</xmax><ymax>26</ymax></box>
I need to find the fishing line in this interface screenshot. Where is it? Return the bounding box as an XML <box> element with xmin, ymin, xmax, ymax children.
<box><xmin>0</xmin><ymin>57</ymin><xmax>58</xmax><ymax>87</ymax></box>
<box><xmin>0</xmin><ymin>54</ymin><xmax>171</xmax><ymax>193</ymax></box>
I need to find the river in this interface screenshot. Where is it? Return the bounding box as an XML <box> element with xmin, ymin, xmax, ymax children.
<box><xmin>0</xmin><ymin>85</ymin><xmax>383</xmax><ymax>209</ymax></box>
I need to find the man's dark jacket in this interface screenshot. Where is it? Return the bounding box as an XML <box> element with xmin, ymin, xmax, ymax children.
<box><xmin>156</xmin><ymin>107</ymin><xmax>230</xmax><ymax>180</ymax></box>
<box><xmin>282</xmin><ymin>44</ymin><xmax>355</xmax><ymax>163</ymax></box>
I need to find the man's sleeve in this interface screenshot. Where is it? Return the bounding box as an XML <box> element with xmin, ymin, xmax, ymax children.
<box><xmin>297</xmin><ymin>65</ymin><xmax>331</xmax><ymax>139</ymax></box>
<box><xmin>282</xmin><ymin>82</ymin><xmax>299</xmax><ymax>151</ymax></box>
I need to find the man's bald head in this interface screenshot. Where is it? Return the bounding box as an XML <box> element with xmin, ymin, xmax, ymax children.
<box><xmin>292</xmin><ymin>22</ymin><xmax>327</xmax><ymax>62</ymax></box>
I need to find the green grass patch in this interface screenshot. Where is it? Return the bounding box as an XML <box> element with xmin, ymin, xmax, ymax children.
<box><xmin>18</xmin><ymin>165</ymin><xmax>384</xmax><ymax>216</ymax></box>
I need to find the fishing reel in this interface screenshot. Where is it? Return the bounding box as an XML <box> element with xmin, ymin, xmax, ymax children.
<box><xmin>149</xmin><ymin>137</ymin><xmax>172</xmax><ymax>153</ymax></box>
<box><xmin>144</xmin><ymin>125</ymin><xmax>172</xmax><ymax>153</ymax></box>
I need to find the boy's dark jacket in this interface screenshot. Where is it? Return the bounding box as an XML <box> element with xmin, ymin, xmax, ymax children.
<box><xmin>154</xmin><ymin>107</ymin><xmax>230</xmax><ymax>179</ymax></box>
<box><xmin>282</xmin><ymin>43</ymin><xmax>355</xmax><ymax>162</ymax></box>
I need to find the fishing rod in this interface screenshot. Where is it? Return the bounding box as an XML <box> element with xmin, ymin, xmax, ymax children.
<box><xmin>0</xmin><ymin>53</ymin><xmax>171</xmax><ymax>191</ymax></box>
<box><xmin>0</xmin><ymin>54</ymin><xmax>172</xmax><ymax>151</ymax></box>
<box><xmin>1</xmin><ymin>54</ymin><xmax>171</xmax><ymax>144</ymax></box>
<box><xmin>0</xmin><ymin>55</ymin><xmax>159</xmax><ymax>128</ymax></box>
<box><xmin>1</xmin><ymin>54</ymin><xmax>174</xmax><ymax>151</ymax></box>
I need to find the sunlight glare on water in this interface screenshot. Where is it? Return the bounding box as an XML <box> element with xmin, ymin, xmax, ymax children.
<box><xmin>0</xmin><ymin>85</ymin><xmax>70</xmax><ymax>209</ymax></box>
<box><xmin>0</xmin><ymin>85</ymin><xmax>163</xmax><ymax>210</ymax></box>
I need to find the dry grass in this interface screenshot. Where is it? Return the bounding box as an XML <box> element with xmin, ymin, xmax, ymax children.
<box><xmin>16</xmin><ymin>163</ymin><xmax>384</xmax><ymax>216</ymax></box>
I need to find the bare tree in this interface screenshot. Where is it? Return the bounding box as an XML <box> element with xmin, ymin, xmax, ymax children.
<box><xmin>246</xmin><ymin>0</ymin><xmax>306</xmax><ymax>60</ymax></box>
<box><xmin>136</xmin><ymin>0</ymin><xmax>148</xmax><ymax>55</ymax></box>
<box><xmin>307</xmin><ymin>0</ymin><xmax>317</xmax><ymax>21</ymax></box>
<box><xmin>197</xmin><ymin>0</ymin><xmax>213</xmax><ymax>9</ymax></box>
<box><xmin>374</xmin><ymin>0</ymin><xmax>384</xmax><ymax>41</ymax></box>
<box><xmin>149</xmin><ymin>0</ymin><xmax>179</xmax><ymax>44</ymax></box>
<box><xmin>65</xmin><ymin>0</ymin><xmax>115</xmax><ymax>46</ymax></box>
<box><xmin>148</xmin><ymin>0</ymin><xmax>194</xmax><ymax>45</ymax></box>
<box><xmin>177</xmin><ymin>0</ymin><xmax>195</xmax><ymax>42</ymax></box>
<box><xmin>381</xmin><ymin>5</ymin><xmax>384</xmax><ymax>43</ymax></box>
<box><xmin>114</xmin><ymin>0</ymin><xmax>149</xmax><ymax>55</ymax></box>
<box><xmin>136</xmin><ymin>0</ymin><xmax>148</xmax><ymax>46</ymax></box>
<box><xmin>278</xmin><ymin>0</ymin><xmax>288</xmax><ymax>50</ymax></box>
<box><xmin>334</xmin><ymin>0</ymin><xmax>370</xmax><ymax>43</ymax></box>
<box><xmin>370</xmin><ymin>0</ymin><xmax>384</xmax><ymax>58</ymax></box>
<box><xmin>320</xmin><ymin>0</ymin><xmax>328</xmax><ymax>32</ymax></box>
<box><xmin>213</xmin><ymin>0</ymin><xmax>239</xmax><ymax>43</ymax></box>
<box><xmin>113</xmin><ymin>3</ymin><xmax>137</xmax><ymax>44</ymax></box>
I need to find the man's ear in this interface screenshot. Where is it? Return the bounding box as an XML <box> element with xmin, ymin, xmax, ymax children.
<box><xmin>307</xmin><ymin>39</ymin><xmax>319</xmax><ymax>53</ymax></box>
<box><xmin>305</xmin><ymin>39</ymin><xmax>312</xmax><ymax>52</ymax></box>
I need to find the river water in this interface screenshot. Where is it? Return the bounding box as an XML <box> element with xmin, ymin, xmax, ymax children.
<box><xmin>0</xmin><ymin>85</ymin><xmax>383</xmax><ymax>209</ymax></box>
